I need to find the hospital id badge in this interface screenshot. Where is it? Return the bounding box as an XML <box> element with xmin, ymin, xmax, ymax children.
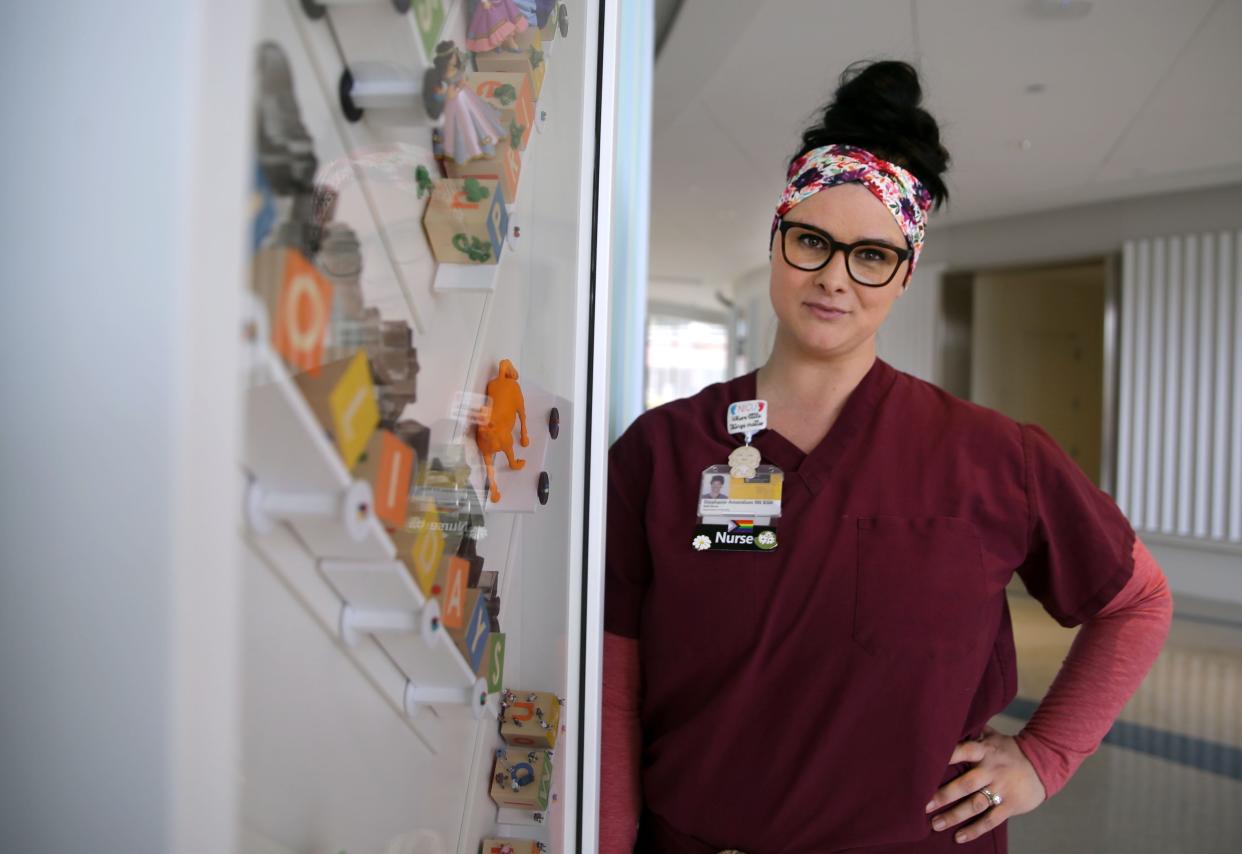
<box><xmin>692</xmin><ymin>463</ymin><xmax>783</xmax><ymax>553</ymax></box>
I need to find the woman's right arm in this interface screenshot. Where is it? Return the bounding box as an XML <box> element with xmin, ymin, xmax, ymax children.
<box><xmin>600</xmin><ymin>632</ymin><xmax>642</xmax><ymax>852</ymax></box>
<box><xmin>599</xmin><ymin>421</ymin><xmax>656</xmax><ymax>852</ymax></box>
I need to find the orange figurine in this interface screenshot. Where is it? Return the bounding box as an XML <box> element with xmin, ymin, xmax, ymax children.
<box><xmin>476</xmin><ymin>359</ymin><xmax>529</xmax><ymax>502</ymax></box>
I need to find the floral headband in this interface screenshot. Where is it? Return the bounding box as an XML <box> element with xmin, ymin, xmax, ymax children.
<box><xmin>771</xmin><ymin>144</ymin><xmax>933</xmax><ymax>281</ymax></box>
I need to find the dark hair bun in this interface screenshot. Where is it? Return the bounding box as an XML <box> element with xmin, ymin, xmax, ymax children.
<box><xmin>792</xmin><ymin>60</ymin><xmax>950</xmax><ymax>210</ymax></box>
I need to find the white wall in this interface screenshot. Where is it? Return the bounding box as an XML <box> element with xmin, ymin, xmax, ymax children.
<box><xmin>648</xmin><ymin>278</ymin><xmax>733</xmax><ymax>317</ymax></box>
<box><xmin>919</xmin><ymin>183</ymin><xmax>1242</xmax><ymax>271</ymax></box>
<box><xmin>928</xmin><ymin>186</ymin><xmax>1242</xmax><ymax>606</ymax></box>
<box><xmin>0</xmin><ymin>2</ymin><xmax>248</xmax><ymax>852</ymax></box>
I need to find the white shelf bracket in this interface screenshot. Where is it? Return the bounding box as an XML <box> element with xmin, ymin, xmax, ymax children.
<box><xmin>404</xmin><ymin>677</ymin><xmax>494</xmax><ymax>720</ymax></box>
<box><xmin>336</xmin><ymin>594</ymin><xmax>441</xmax><ymax>648</ymax></box>
<box><xmin>245</xmin><ymin>478</ymin><xmax>375</xmax><ymax>541</ymax></box>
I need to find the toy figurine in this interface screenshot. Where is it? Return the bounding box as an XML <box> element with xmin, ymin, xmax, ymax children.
<box><xmin>466</xmin><ymin>0</ymin><xmax>529</xmax><ymax>53</ymax></box>
<box><xmin>536</xmin><ymin>0</ymin><xmax>563</xmax><ymax>33</ymax></box>
<box><xmin>415</xmin><ymin>164</ymin><xmax>434</xmax><ymax>198</ymax></box>
<box><xmin>475</xmin><ymin>359</ymin><xmax>529</xmax><ymax>503</ymax></box>
<box><xmin>255</xmin><ymin>42</ymin><xmax>316</xmax><ymax>197</ymax></box>
<box><xmin>422</xmin><ymin>41</ymin><xmax>505</xmax><ymax>165</ymax></box>
<box><xmin>512</xmin><ymin>0</ymin><xmax>538</xmax><ymax>27</ymax></box>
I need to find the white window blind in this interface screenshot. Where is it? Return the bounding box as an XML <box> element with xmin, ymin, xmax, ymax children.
<box><xmin>1117</xmin><ymin>231</ymin><xmax>1242</xmax><ymax>545</ymax></box>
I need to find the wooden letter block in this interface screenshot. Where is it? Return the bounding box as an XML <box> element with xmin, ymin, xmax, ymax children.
<box><xmin>474</xmin><ymin>46</ymin><xmax>545</xmax><ymax>101</ymax></box>
<box><xmin>352</xmin><ymin>429</ymin><xmax>414</xmax><ymax>528</ymax></box>
<box><xmin>392</xmin><ymin>503</ymin><xmax>445</xmax><ymax>597</ymax></box>
<box><xmin>409</xmin><ymin>0</ymin><xmax>444</xmax><ymax>59</ymax></box>
<box><xmin>422</xmin><ymin>178</ymin><xmax>508</xmax><ymax>266</ymax></box>
<box><xmin>293</xmin><ymin>351</ymin><xmax>379</xmax><ymax>469</ymax></box>
<box><xmin>486</xmin><ymin>632</ymin><xmax>506</xmax><ymax>694</ymax></box>
<box><xmin>437</xmin><ymin>555</ymin><xmax>471</xmax><ymax>629</ymax></box>
<box><xmin>258</xmin><ymin>248</ymin><xmax>332</xmax><ymax>372</ymax></box>
<box><xmin>500</xmin><ymin>690</ymin><xmax>560</xmax><ymax>749</ymax></box>
<box><xmin>447</xmin><ymin>589</ymin><xmax>490</xmax><ymax>674</ymax></box>
<box><xmin>445</xmin><ymin>137</ymin><xmax>522</xmax><ymax>207</ymax></box>
<box><xmin>481</xmin><ymin>839</ymin><xmax>539</xmax><ymax>854</ymax></box>
<box><xmin>489</xmin><ymin>748</ymin><xmax>553</xmax><ymax>812</ymax></box>
<box><xmin>467</xmin><ymin>72</ymin><xmax>535</xmax><ymax>151</ymax></box>
<box><xmin>516</xmin><ymin>18</ymin><xmax>542</xmax><ymax>52</ymax></box>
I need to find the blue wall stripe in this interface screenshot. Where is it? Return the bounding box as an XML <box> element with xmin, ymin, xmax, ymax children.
<box><xmin>1000</xmin><ymin>697</ymin><xmax>1242</xmax><ymax>782</ymax></box>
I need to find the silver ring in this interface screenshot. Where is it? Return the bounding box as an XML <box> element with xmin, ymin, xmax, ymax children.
<box><xmin>980</xmin><ymin>787</ymin><xmax>1002</xmax><ymax>807</ymax></box>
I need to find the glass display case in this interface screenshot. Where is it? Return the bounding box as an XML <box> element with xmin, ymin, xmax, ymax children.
<box><xmin>237</xmin><ymin>1</ymin><xmax>615</xmax><ymax>850</ymax></box>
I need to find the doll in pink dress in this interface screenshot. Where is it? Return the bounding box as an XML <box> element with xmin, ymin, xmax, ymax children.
<box><xmin>422</xmin><ymin>41</ymin><xmax>505</xmax><ymax>165</ymax></box>
<box><xmin>466</xmin><ymin>0</ymin><xmax>529</xmax><ymax>53</ymax></box>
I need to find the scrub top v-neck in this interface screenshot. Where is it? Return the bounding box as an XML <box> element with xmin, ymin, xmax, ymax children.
<box><xmin>605</xmin><ymin>357</ymin><xmax>1134</xmax><ymax>854</ymax></box>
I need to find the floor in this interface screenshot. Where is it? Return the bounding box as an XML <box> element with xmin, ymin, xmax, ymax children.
<box><xmin>995</xmin><ymin>581</ymin><xmax>1242</xmax><ymax>853</ymax></box>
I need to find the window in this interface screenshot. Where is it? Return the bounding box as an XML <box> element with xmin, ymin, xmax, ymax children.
<box><xmin>645</xmin><ymin>312</ymin><xmax>729</xmax><ymax>409</ymax></box>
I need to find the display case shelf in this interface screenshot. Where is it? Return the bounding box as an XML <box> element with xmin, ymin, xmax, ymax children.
<box><xmin>239</xmin><ymin>0</ymin><xmax>613</xmax><ymax>849</ymax></box>
<box><xmin>243</xmin><ymin>333</ymin><xmax>491</xmax><ymax>718</ymax></box>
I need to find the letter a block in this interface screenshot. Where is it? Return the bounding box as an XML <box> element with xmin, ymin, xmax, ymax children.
<box><xmin>500</xmin><ymin>689</ymin><xmax>560</xmax><ymax>749</ymax></box>
<box><xmin>292</xmin><ymin>351</ymin><xmax>380</xmax><ymax>469</ymax></box>
<box><xmin>447</xmin><ymin>588</ymin><xmax>490</xmax><ymax>675</ymax></box>
<box><xmin>422</xmin><ymin>178</ymin><xmax>508</xmax><ymax>266</ymax></box>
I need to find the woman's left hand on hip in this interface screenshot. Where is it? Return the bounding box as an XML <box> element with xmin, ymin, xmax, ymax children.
<box><xmin>924</xmin><ymin>724</ymin><xmax>1047</xmax><ymax>844</ymax></box>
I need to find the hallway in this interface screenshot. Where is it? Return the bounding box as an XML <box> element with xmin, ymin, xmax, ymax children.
<box><xmin>1001</xmin><ymin>581</ymin><xmax>1242</xmax><ymax>852</ymax></box>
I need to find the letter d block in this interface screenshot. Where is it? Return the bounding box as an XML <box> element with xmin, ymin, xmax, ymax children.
<box><xmin>390</xmin><ymin>505</ymin><xmax>444</xmax><ymax>598</ymax></box>
<box><xmin>422</xmin><ymin>178</ymin><xmax>507</xmax><ymax>266</ymax></box>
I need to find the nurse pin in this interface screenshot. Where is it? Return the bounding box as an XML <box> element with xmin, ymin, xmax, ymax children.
<box><xmin>726</xmin><ymin>399</ymin><xmax>768</xmax><ymax>470</ymax></box>
<box><xmin>729</xmin><ymin>445</ymin><xmax>760</xmax><ymax>479</ymax></box>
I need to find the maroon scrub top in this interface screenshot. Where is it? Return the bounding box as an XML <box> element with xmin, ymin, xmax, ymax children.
<box><xmin>605</xmin><ymin>358</ymin><xmax>1135</xmax><ymax>854</ymax></box>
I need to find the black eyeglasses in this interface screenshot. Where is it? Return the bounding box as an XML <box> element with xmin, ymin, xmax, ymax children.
<box><xmin>776</xmin><ymin>218</ymin><xmax>911</xmax><ymax>287</ymax></box>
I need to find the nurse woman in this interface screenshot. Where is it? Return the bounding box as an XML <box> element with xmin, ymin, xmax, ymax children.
<box><xmin>600</xmin><ymin>61</ymin><xmax>1173</xmax><ymax>853</ymax></box>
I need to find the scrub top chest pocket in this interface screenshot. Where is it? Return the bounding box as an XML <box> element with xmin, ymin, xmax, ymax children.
<box><xmin>852</xmin><ymin>515</ymin><xmax>987</xmax><ymax>659</ymax></box>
